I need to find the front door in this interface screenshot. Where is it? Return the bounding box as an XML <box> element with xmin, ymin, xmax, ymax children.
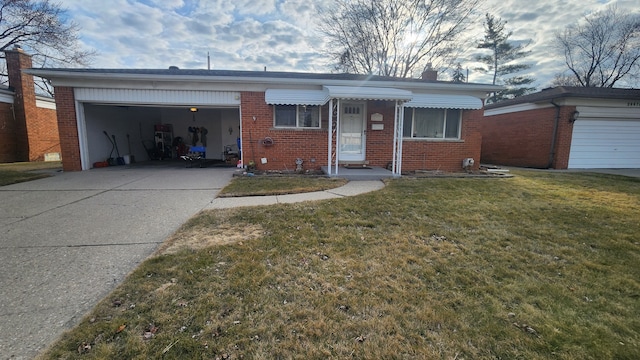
<box><xmin>339</xmin><ymin>102</ymin><xmax>366</xmax><ymax>162</ymax></box>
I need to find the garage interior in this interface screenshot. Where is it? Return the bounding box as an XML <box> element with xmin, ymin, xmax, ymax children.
<box><xmin>82</xmin><ymin>104</ymin><xmax>241</xmax><ymax>168</ymax></box>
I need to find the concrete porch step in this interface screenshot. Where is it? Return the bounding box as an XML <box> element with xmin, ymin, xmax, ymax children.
<box><xmin>321</xmin><ymin>166</ymin><xmax>396</xmax><ymax>180</ymax></box>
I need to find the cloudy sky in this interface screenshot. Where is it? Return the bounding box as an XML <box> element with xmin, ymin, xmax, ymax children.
<box><xmin>59</xmin><ymin>0</ymin><xmax>638</xmax><ymax>89</ymax></box>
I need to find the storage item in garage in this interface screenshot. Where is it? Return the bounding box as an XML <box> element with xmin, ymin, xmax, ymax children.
<box><xmin>154</xmin><ymin>124</ymin><xmax>173</xmax><ymax>159</ymax></box>
<box><xmin>181</xmin><ymin>146</ymin><xmax>206</xmax><ymax>168</ymax></box>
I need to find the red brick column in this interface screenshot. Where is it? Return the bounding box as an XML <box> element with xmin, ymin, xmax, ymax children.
<box><xmin>54</xmin><ymin>87</ymin><xmax>82</xmax><ymax>171</ymax></box>
<box><xmin>4</xmin><ymin>49</ymin><xmax>35</xmax><ymax>162</ymax></box>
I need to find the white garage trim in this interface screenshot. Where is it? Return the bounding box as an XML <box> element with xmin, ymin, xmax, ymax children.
<box><xmin>568</xmin><ymin>118</ymin><xmax>640</xmax><ymax>169</ymax></box>
<box><xmin>74</xmin><ymin>88</ymin><xmax>241</xmax><ymax>106</ymax></box>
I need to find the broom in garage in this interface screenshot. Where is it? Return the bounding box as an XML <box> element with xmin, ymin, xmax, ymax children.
<box><xmin>112</xmin><ymin>134</ymin><xmax>125</xmax><ymax>165</ymax></box>
<box><xmin>103</xmin><ymin>130</ymin><xmax>116</xmax><ymax>165</ymax></box>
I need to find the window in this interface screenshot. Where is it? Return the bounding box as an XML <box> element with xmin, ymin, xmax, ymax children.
<box><xmin>403</xmin><ymin>108</ymin><xmax>461</xmax><ymax>139</ymax></box>
<box><xmin>274</xmin><ymin>105</ymin><xmax>321</xmax><ymax>128</ymax></box>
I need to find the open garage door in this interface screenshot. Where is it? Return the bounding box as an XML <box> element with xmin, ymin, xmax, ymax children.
<box><xmin>568</xmin><ymin>107</ymin><xmax>640</xmax><ymax>169</ymax></box>
<box><xmin>74</xmin><ymin>89</ymin><xmax>241</xmax><ymax>170</ymax></box>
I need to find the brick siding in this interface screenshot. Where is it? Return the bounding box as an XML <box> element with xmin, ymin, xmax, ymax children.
<box><xmin>0</xmin><ymin>101</ymin><xmax>29</xmax><ymax>162</ymax></box>
<box><xmin>54</xmin><ymin>87</ymin><xmax>82</xmax><ymax>171</ymax></box>
<box><xmin>1</xmin><ymin>50</ymin><xmax>61</xmax><ymax>163</ymax></box>
<box><xmin>240</xmin><ymin>91</ymin><xmax>329</xmax><ymax>171</ymax></box>
<box><xmin>401</xmin><ymin>109</ymin><xmax>482</xmax><ymax>172</ymax></box>
<box><xmin>241</xmin><ymin>92</ymin><xmax>482</xmax><ymax>172</ymax></box>
<box><xmin>481</xmin><ymin>106</ymin><xmax>575</xmax><ymax>169</ymax></box>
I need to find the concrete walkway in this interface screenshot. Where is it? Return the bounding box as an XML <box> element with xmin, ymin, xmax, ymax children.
<box><xmin>0</xmin><ymin>167</ymin><xmax>384</xmax><ymax>359</ymax></box>
<box><xmin>207</xmin><ymin>180</ymin><xmax>385</xmax><ymax>209</ymax></box>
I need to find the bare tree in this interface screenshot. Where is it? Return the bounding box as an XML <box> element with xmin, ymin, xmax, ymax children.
<box><xmin>318</xmin><ymin>0</ymin><xmax>479</xmax><ymax>78</ymax></box>
<box><xmin>0</xmin><ymin>0</ymin><xmax>95</xmax><ymax>95</ymax></box>
<box><xmin>555</xmin><ymin>6</ymin><xmax>640</xmax><ymax>88</ymax></box>
<box><xmin>547</xmin><ymin>73</ymin><xmax>583</xmax><ymax>87</ymax></box>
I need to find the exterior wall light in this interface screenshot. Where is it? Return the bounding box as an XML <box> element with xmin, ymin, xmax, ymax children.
<box><xmin>570</xmin><ymin>110</ymin><xmax>580</xmax><ymax>123</ymax></box>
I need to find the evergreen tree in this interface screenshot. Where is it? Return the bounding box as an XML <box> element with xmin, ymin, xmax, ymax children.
<box><xmin>452</xmin><ymin>63</ymin><xmax>466</xmax><ymax>83</ymax></box>
<box><xmin>476</xmin><ymin>14</ymin><xmax>536</xmax><ymax>103</ymax></box>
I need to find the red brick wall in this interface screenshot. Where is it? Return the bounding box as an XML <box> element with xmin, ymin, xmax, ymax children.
<box><xmin>28</xmin><ymin>106</ymin><xmax>61</xmax><ymax>161</ymax></box>
<box><xmin>481</xmin><ymin>106</ymin><xmax>575</xmax><ymax>169</ymax></box>
<box><xmin>5</xmin><ymin>50</ymin><xmax>37</xmax><ymax>163</ymax></box>
<box><xmin>54</xmin><ymin>87</ymin><xmax>82</xmax><ymax>171</ymax></box>
<box><xmin>0</xmin><ymin>100</ymin><xmax>29</xmax><ymax>162</ymax></box>
<box><xmin>240</xmin><ymin>91</ymin><xmax>329</xmax><ymax>171</ymax></box>
<box><xmin>364</xmin><ymin>100</ymin><xmax>396</xmax><ymax>168</ymax></box>
<box><xmin>401</xmin><ymin>109</ymin><xmax>483</xmax><ymax>172</ymax></box>
<box><xmin>240</xmin><ymin>92</ymin><xmax>484</xmax><ymax>173</ymax></box>
<box><xmin>1</xmin><ymin>50</ymin><xmax>61</xmax><ymax>163</ymax></box>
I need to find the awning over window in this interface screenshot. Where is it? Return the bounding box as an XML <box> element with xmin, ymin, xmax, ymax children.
<box><xmin>323</xmin><ymin>85</ymin><xmax>413</xmax><ymax>101</ymax></box>
<box><xmin>405</xmin><ymin>94</ymin><xmax>483</xmax><ymax>109</ymax></box>
<box><xmin>265</xmin><ymin>89</ymin><xmax>329</xmax><ymax>106</ymax></box>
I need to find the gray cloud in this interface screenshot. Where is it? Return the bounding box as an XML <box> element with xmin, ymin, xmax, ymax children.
<box><xmin>59</xmin><ymin>0</ymin><xmax>637</xmax><ymax>87</ymax></box>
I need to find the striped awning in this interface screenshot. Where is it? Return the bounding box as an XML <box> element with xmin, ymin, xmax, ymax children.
<box><xmin>265</xmin><ymin>89</ymin><xmax>329</xmax><ymax>105</ymax></box>
<box><xmin>405</xmin><ymin>94</ymin><xmax>483</xmax><ymax>109</ymax></box>
<box><xmin>323</xmin><ymin>85</ymin><xmax>413</xmax><ymax>101</ymax></box>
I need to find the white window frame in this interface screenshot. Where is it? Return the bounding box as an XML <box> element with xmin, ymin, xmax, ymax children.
<box><xmin>403</xmin><ymin>108</ymin><xmax>461</xmax><ymax>139</ymax></box>
<box><xmin>273</xmin><ymin>105</ymin><xmax>322</xmax><ymax>129</ymax></box>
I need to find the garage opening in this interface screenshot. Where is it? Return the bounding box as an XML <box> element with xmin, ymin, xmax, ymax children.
<box><xmin>81</xmin><ymin>104</ymin><xmax>241</xmax><ymax>169</ymax></box>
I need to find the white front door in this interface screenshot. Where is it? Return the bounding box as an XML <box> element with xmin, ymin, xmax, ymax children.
<box><xmin>339</xmin><ymin>102</ymin><xmax>366</xmax><ymax>161</ymax></box>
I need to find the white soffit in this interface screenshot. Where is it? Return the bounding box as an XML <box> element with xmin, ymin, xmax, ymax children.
<box><xmin>265</xmin><ymin>89</ymin><xmax>329</xmax><ymax>105</ymax></box>
<box><xmin>405</xmin><ymin>94</ymin><xmax>483</xmax><ymax>109</ymax></box>
<box><xmin>323</xmin><ymin>85</ymin><xmax>413</xmax><ymax>101</ymax></box>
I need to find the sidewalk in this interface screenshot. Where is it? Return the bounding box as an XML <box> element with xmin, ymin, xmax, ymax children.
<box><xmin>206</xmin><ymin>180</ymin><xmax>386</xmax><ymax>209</ymax></box>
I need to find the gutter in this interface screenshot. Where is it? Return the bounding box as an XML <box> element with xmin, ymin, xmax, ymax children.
<box><xmin>24</xmin><ymin>69</ymin><xmax>503</xmax><ymax>93</ymax></box>
<box><xmin>548</xmin><ymin>100</ymin><xmax>561</xmax><ymax>169</ymax></box>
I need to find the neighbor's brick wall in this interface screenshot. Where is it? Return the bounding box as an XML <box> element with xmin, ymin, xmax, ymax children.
<box><xmin>1</xmin><ymin>49</ymin><xmax>61</xmax><ymax>163</ymax></box>
<box><xmin>5</xmin><ymin>50</ymin><xmax>37</xmax><ymax>163</ymax></box>
<box><xmin>54</xmin><ymin>86</ymin><xmax>82</xmax><ymax>171</ymax></box>
<box><xmin>0</xmin><ymin>101</ymin><xmax>29</xmax><ymax>162</ymax></box>
<box><xmin>552</xmin><ymin>106</ymin><xmax>576</xmax><ymax>169</ymax></box>
<box><xmin>401</xmin><ymin>109</ymin><xmax>483</xmax><ymax>172</ymax></box>
<box><xmin>28</xmin><ymin>106</ymin><xmax>61</xmax><ymax>161</ymax></box>
<box><xmin>481</xmin><ymin>106</ymin><xmax>575</xmax><ymax>169</ymax></box>
<box><xmin>240</xmin><ymin>91</ymin><xmax>329</xmax><ymax>171</ymax></box>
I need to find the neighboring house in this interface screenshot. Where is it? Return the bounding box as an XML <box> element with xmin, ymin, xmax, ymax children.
<box><xmin>26</xmin><ymin>64</ymin><xmax>500</xmax><ymax>175</ymax></box>
<box><xmin>0</xmin><ymin>49</ymin><xmax>59</xmax><ymax>163</ymax></box>
<box><xmin>482</xmin><ymin>87</ymin><xmax>640</xmax><ymax>169</ymax></box>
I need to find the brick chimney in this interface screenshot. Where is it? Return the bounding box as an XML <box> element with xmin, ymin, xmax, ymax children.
<box><xmin>3</xmin><ymin>46</ymin><xmax>37</xmax><ymax>161</ymax></box>
<box><xmin>421</xmin><ymin>63</ymin><xmax>438</xmax><ymax>81</ymax></box>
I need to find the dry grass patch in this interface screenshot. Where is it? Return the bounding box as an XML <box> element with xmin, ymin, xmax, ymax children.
<box><xmin>156</xmin><ymin>212</ymin><xmax>265</xmax><ymax>255</ymax></box>
<box><xmin>218</xmin><ymin>176</ymin><xmax>348</xmax><ymax>197</ymax></box>
<box><xmin>38</xmin><ymin>171</ymin><xmax>640</xmax><ymax>359</ymax></box>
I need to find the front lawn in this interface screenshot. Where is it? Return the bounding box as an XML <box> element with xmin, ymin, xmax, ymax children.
<box><xmin>0</xmin><ymin>161</ymin><xmax>61</xmax><ymax>186</ymax></box>
<box><xmin>39</xmin><ymin>171</ymin><xmax>640</xmax><ymax>359</ymax></box>
<box><xmin>218</xmin><ymin>176</ymin><xmax>348</xmax><ymax>197</ymax></box>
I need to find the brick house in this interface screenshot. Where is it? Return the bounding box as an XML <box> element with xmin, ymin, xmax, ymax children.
<box><xmin>481</xmin><ymin>87</ymin><xmax>640</xmax><ymax>169</ymax></box>
<box><xmin>27</xmin><ymin>65</ymin><xmax>500</xmax><ymax>175</ymax></box>
<box><xmin>0</xmin><ymin>49</ymin><xmax>59</xmax><ymax>163</ymax></box>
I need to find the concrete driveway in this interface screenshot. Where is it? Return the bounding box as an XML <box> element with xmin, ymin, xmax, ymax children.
<box><xmin>0</xmin><ymin>165</ymin><xmax>235</xmax><ymax>359</ymax></box>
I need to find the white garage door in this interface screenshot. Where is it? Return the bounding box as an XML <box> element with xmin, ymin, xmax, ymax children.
<box><xmin>568</xmin><ymin>118</ymin><xmax>640</xmax><ymax>168</ymax></box>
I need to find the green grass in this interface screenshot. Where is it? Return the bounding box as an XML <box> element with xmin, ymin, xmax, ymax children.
<box><xmin>39</xmin><ymin>170</ymin><xmax>640</xmax><ymax>359</ymax></box>
<box><xmin>0</xmin><ymin>161</ymin><xmax>60</xmax><ymax>186</ymax></box>
<box><xmin>218</xmin><ymin>176</ymin><xmax>348</xmax><ymax>197</ymax></box>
